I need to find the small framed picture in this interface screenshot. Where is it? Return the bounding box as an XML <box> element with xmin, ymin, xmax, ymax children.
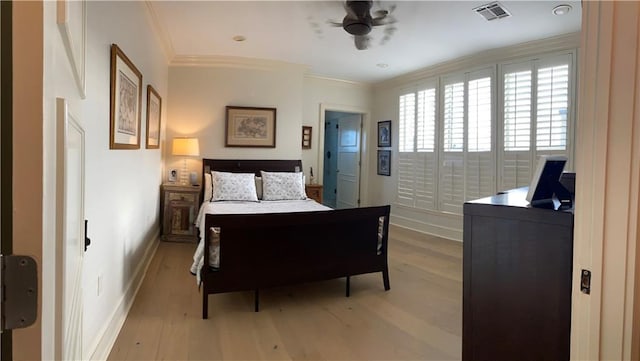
<box><xmin>302</xmin><ymin>126</ymin><xmax>312</xmax><ymax>149</ymax></box>
<box><xmin>377</xmin><ymin>150</ymin><xmax>391</xmax><ymax>176</ymax></box>
<box><xmin>168</xmin><ymin>169</ymin><xmax>178</xmax><ymax>182</ymax></box>
<box><xmin>145</xmin><ymin>85</ymin><xmax>161</xmax><ymax>149</ymax></box>
<box><xmin>378</xmin><ymin>120</ymin><xmax>391</xmax><ymax>147</ymax></box>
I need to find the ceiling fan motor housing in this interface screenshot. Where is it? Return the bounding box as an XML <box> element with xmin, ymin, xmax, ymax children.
<box><xmin>343</xmin><ymin>16</ymin><xmax>372</xmax><ymax>35</ymax></box>
<box><xmin>344</xmin><ymin>0</ymin><xmax>374</xmax><ymax>35</ymax></box>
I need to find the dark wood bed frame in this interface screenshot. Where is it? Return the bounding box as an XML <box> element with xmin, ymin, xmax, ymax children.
<box><xmin>199</xmin><ymin>159</ymin><xmax>391</xmax><ymax>318</ymax></box>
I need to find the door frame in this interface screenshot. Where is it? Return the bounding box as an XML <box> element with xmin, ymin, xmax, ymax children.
<box><xmin>55</xmin><ymin>97</ymin><xmax>85</xmax><ymax>360</ymax></box>
<box><xmin>0</xmin><ymin>1</ymin><xmax>14</xmax><ymax>359</ymax></box>
<box><xmin>317</xmin><ymin>103</ymin><xmax>370</xmax><ymax>207</ymax></box>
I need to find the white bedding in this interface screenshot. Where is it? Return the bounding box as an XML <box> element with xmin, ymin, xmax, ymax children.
<box><xmin>190</xmin><ymin>199</ymin><xmax>332</xmax><ymax>281</ymax></box>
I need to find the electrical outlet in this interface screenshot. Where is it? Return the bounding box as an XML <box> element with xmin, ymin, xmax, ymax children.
<box><xmin>97</xmin><ymin>274</ymin><xmax>103</xmax><ymax>296</ymax></box>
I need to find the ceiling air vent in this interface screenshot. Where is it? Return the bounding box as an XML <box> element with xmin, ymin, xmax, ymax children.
<box><xmin>473</xmin><ymin>1</ymin><xmax>511</xmax><ymax>21</ymax></box>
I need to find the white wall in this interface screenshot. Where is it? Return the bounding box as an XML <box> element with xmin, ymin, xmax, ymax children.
<box><xmin>167</xmin><ymin>67</ymin><xmax>373</xmax><ymax>186</ymax></box>
<box><xmin>42</xmin><ymin>1</ymin><xmax>168</xmax><ymax>359</ymax></box>
<box><xmin>167</xmin><ymin>65</ymin><xmax>304</xmax><ymax>179</ymax></box>
<box><xmin>301</xmin><ymin>76</ymin><xmax>372</xmax><ymax>184</ymax></box>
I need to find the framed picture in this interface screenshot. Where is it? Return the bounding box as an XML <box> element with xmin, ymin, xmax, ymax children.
<box><xmin>168</xmin><ymin>169</ymin><xmax>177</xmax><ymax>182</ymax></box>
<box><xmin>377</xmin><ymin>150</ymin><xmax>391</xmax><ymax>176</ymax></box>
<box><xmin>378</xmin><ymin>120</ymin><xmax>391</xmax><ymax>147</ymax></box>
<box><xmin>302</xmin><ymin>126</ymin><xmax>312</xmax><ymax>149</ymax></box>
<box><xmin>109</xmin><ymin>44</ymin><xmax>143</xmax><ymax>149</ymax></box>
<box><xmin>145</xmin><ymin>85</ymin><xmax>161</xmax><ymax>149</ymax></box>
<box><xmin>225</xmin><ymin>106</ymin><xmax>277</xmax><ymax>148</ymax></box>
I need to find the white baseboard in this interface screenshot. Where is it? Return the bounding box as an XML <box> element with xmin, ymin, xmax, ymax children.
<box><xmin>87</xmin><ymin>230</ymin><xmax>160</xmax><ymax>361</ymax></box>
<box><xmin>390</xmin><ymin>214</ymin><xmax>463</xmax><ymax>242</ymax></box>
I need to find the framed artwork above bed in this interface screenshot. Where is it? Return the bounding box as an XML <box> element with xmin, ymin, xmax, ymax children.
<box><xmin>225</xmin><ymin>106</ymin><xmax>276</xmax><ymax>148</ymax></box>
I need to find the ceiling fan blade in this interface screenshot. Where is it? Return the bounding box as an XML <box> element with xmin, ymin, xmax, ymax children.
<box><xmin>354</xmin><ymin>35</ymin><xmax>371</xmax><ymax>50</ymax></box>
<box><xmin>327</xmin><ymin>20</ymin><xmax>343</xmax><ymax>27</ymax></box>
<box><xmin>371</xmin><ymin>17</ymin><xmax>387</xmax><ymax>26</ymax></box>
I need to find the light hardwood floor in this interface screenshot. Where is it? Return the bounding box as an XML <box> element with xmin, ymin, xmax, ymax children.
<box><xmin>108</xmin><ymin>225</ymin><xmax>462</xmax><ymax>360</ymax></box>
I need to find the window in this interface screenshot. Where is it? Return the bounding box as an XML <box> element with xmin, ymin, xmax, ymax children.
<box><xmin>397</xmin><ymin>84</ymin><xmax>437</xmax><ymax>210</ymax></box>
<box><xmin>468</xmin><ymin>77</ymin><xmax>492</xmax><ymax>152</ymax></box>
<box><xmin>417</xmin><ymin>89</ymin><xmax>436</xmax><ymax>152</ymax></box>
<box><xmin>398</xmin><ymin>93</ymin><xmax>415</xmax><ymax>152</ymax></box>
<box><xmin>396</xmin><ymin>51</ymin><xmax>574</xmax><ymax>215</ymax></box>
<box><xmin>536</xmin><ymin>64</ymin><xmax>569</xmax><ymax>151</ymax></box>
<box><xmin>443</xmin><ymin>82</ymin><xmax>464</xmax><ymax>152</ymax></box>
<box><xmin>500</xmin><ymin>54</ymin><xmax>572</xmax><ymax>191</ymax></box>
<box><xmin>503</xmin><ymin>70</ymin><xmax>532</xmax><ymax>151</ymax></box>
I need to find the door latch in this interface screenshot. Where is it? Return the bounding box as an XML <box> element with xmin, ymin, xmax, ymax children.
<box><xmin>2</xmin><ymin>255</ymin><xmax>38</xmax><ymax>330</ymax></box>
<box><xmin>85</xmin><ymin>219</ymin><xmax>91</xmax><ymax>252</ymax></box>
<box><xmin>580</xmin><ymin>269</ymin><xmax>591</xmax><ymax>295</ymax></box>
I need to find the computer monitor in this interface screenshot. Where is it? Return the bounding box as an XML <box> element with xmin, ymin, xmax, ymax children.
<box><xmin>526</xmin><ymin>155</ymin><xmax>572</xmax><ymax>209</ymax></box>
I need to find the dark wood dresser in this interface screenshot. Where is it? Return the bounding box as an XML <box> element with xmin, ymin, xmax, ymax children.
<box><xmin>463</xmin><ymin>187</ymin><xmax>573</xmax><ymax>361</ymax></box>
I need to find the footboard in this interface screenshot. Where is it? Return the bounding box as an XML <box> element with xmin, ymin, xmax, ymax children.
<box><xmin>201</xmin><ymin>205</ymin><xmax>390</xmax><ymax>318</ymax></box>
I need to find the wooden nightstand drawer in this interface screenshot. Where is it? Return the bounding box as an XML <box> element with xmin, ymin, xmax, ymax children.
<box><xmin>305</xmin><ymin>184</ymin><xmax>323</xmax><ymax>204</ymax></box>
<box><xmin>161</xmin><ymin>184</ymin><xmax>201</xmax><ymax>242</ymax></box>
<box><xmin>168</xmin><ymin>192</ymin><xmax>196</xmax><ymax>203</ymax></box>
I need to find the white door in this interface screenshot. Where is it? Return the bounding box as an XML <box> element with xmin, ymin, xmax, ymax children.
<box><xmin>56</xmin><ymin>98</ymin><xmax>84</xmax><ymax>360</ymax></box>
<box><xmin>336</xmin><ymin>114</ymin><xmax>362</xmax><ymax>209</ymax></box>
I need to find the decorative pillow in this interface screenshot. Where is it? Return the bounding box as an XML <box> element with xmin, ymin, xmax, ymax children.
<box><xmin>261</xmin><ymin>171</ymin><xmax>307</xmax><ymax>201</ymax></box>
<box><xmin>255</xmin><ymin>176</ymin><xmax>263</xmax><ymax>200</ymax></box>
<box><xmin>210</xmin><ymin>171</ymin><xmax>259</xmax><ymax>202</ymax></box>
<box><xmin>204</xmin><ymin>173</ymin><xmax>213</xmax><ymax>202</ymax></box>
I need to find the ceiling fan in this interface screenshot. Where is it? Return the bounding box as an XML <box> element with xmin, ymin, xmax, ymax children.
<box><xmin>329</xmin><ymin>1</ymin><xmax>397</xmax><ymax>50</ymax></box>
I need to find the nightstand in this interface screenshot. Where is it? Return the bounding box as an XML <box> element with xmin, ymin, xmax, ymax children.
<box><xmin>160</xmin><ymin>183</ymin><xmax>201</xmax><ymax>242</ymax></box>
<box><xmin>305</xmin><ymin>184</ymin><xmax>323</xmax><ymax>204</ymax></box>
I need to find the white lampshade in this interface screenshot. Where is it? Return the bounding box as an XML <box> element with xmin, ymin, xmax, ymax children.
<box><xmin>172</xmin><ymin>137</ymin><xmax>200</xmax><ymax>156</ymax></box>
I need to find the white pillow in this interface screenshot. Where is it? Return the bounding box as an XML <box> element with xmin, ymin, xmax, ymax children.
<box><xmin>211</xmin><ymin>171</ymin><xmax>259</xmax><ymax>202</ymax></box>
<box><xmin>260</xmin><ymin>171</ymin><xmax>306</xmax><ymax>201</ymax></box>
<box><xmin>204</xmin><ymin>173</ymin><xmax>213</xmax><ymax>202</ymax></box>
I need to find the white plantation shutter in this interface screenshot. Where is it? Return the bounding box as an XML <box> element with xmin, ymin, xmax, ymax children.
<box><xmin>499</xmin><ymin>54</ymin><xmax>573</xmax><ymax>191</ymax></box>
<box><xmin>465</xmin><ymin>73</ymin><xmax>494</xmax><ymax>201</ymax></box>
<box><xmin>443</xmin><ymin>82</ymin><xmax>465</xmax><ymax>152</ymax></box>
<box><xmin>417</xmin><ymin>89</ymin><xmax>436</xmax><ymax>152</ymax></box>
<box><xmin>536</xmin><ymin>64</ymin><xmax>569</xmax><ymax>151</ymax></box>
<box><xmin>396</xmin><ymin>84</ymin><xmax>437</xmax><ymax>210</ymax></box>
<box><xmin>399</xmin><ymin>93</ymin><xmax>415</xmax><ymax>152</ymax></box>
<box><xmin>395</xmin><ymin>52</ymin><xmax>574</xmax><ymax>216</ymax></box>
<box><xmin>501</xmin><ymin>152</ymin><xmax>531</xmax><ymax>190</ymax></box>
<box><xmin>440</xmin><ymin>78</ymin><xmax>465</xmax><ymax>212</ymax></box>
<box><xmin>415</xmin><ymin>87</ymin><xmax>437</xmax><ymax>208</ymax></box>
<box><xmin>396</xmin><ymin>152</ymin><xmax>415</xmax><ymax>207</ymax></box>
<box><xmin>440</xmin><ymin>154</ymin><xmax>464</xmax><ymax>212</ymax></box>
<box><xmin>501</xmin><ymin>65</ymin><xmax>533</xmax><ymax>191</ymax></box>
<box><xmin>467</xmin><ymin>77</ymin><xmax>492</xmax><ymax>152</ymax></box>
<box><xmin>503</xmin><ymin>70</ymin><xmax>532</xmax><ymax>151</ymax></box>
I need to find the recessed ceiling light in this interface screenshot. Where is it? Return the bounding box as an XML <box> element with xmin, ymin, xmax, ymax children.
<box><xmin>376</xmin><ymin>63</ymin><xmax>389</xmax><ymax>68</ymax></box>
<box><xmin>232</xmin><ymin>35</ymin><xmax>246</xmax><ymax>42</ymax></box>
<box><xmin>552</xmin><ymin>4</ymin><xmax>572</xmax><ymax>16</ymax></box>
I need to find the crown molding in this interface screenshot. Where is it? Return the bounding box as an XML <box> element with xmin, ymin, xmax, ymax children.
<box><xmin>304</xmin><ymin>74</ymin><xmax>373</xmax><ymax>88</ymax></box>
<box><xmin>375</xmin><ymin>32</ymin><xmax>581</xmax><ymax>90</ymax></box>
<box><xmin>143</xmin><ymin>0</ymin><xmax>175</xmax><ymax>63</ymax></box>
<box><xmin>170</xmin><ymin>55</ymin><xmax>309</xmax><ymax>73</ymax></box>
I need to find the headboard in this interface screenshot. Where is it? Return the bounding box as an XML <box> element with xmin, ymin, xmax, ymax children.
<box><xmin>201</xmin><ymin>159</ymin><xmax>303</xmax><ymax>202</ymax></box>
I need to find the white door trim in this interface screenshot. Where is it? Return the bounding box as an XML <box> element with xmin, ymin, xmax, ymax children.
<box><xmin>318</xmin><ymin>103</ymin><xmax>370</xmax><ymax>206</ymax></box>
<box><xmin>55</xmin><ymin>98</ymin><xmax>85</xmax><ymax>360</ymax></box>
<box><xmin>572</xmin><ymin>2</ymin><xmax>640</xmax><ymax>360</ymax></box>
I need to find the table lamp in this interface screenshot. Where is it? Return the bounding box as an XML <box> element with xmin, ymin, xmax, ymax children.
<box><xmin>172</xmin><ymin>137</ymin><xmax>200</xmax><ymax>185</ymax></box>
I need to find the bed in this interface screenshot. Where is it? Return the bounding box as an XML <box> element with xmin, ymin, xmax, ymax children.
<box><xmin>195</xmin><ymin>159</ymin><xmax>391</xmax><ymax>318</ymax></box>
